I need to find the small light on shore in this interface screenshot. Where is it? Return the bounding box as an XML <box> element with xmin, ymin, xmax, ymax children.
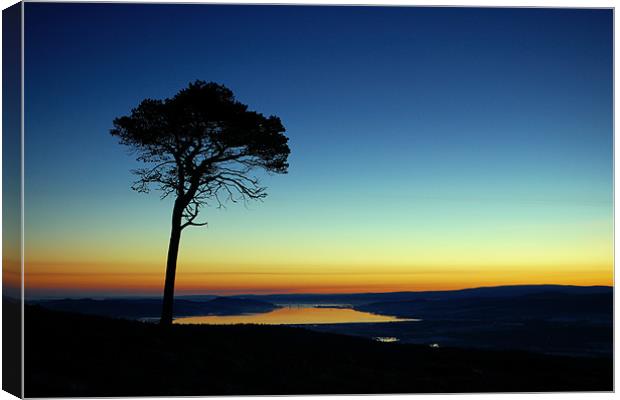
<box><xmin>374</xmin><ymin>337</ymin><xmax>399</xmax><ymax>343</ymax></box>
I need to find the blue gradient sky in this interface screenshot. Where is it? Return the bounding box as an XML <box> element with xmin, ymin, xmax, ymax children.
<box><xmin>23</xmin><ymin>5</ymin><xmax>613</xmax><ymax>296</ymax></box>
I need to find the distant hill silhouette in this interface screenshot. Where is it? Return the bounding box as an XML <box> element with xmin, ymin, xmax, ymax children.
<box><xmin>229</xmin><ymin>284</ymin><xmax>612</xmax><ymax>305</ymax></box>
<box><xmin>355</xmin><ymin>291</ymin><xmax>613</xmax><ymax>322</ymax></box>
<box><xmin>30</xmin><ymin>297</ymin><xmax>278</xmax><ymax>319</ymax></box>
<box><xmin>30</xmin><ymin>284</ymin><xmax>613</xmax><ymax>321</ymax></box>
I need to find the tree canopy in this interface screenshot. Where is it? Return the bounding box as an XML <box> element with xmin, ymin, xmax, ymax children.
<box><xmin>111</xmin><ymin>80</ymin><xmax>290</xmax><ymax>228</ymax></box>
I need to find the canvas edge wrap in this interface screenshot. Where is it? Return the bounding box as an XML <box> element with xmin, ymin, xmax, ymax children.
<box><xmin>2</xmin><ymin>2</ymin><xmax>23</xmax><ymax>398</ymax></box>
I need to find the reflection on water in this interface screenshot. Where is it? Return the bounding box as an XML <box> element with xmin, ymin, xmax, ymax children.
<box><xmin>174</xmin><ymin>306</ymin><xmax>418</xmax><ymax>325</ymax></box>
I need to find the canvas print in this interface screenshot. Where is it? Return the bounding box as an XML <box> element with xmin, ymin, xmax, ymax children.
<box><xmin>2</xmin><ymin>2</ymin><xmax>613</xmax><ymax>397</ymax></box>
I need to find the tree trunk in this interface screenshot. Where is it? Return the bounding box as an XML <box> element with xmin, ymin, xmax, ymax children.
<box><xmin>160</xmin><ymin>201</ymin><xmax>184</xmax><ymax>326</ymax></box>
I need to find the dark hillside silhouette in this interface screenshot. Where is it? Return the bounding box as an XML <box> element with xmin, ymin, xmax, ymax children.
<box><xmin>30</xmin><ymin>297</ymin><xmax>279</xmax><ymax>319</ymax></box>
<box><xmin>111</xmin><ymin>81</ymin><xmax>290</xmax><ymax>325</ymax></box>
<box><xmin>24</xmin><ymin>305</ymin><xmax>612</xmax><ymax>396</ymax></box>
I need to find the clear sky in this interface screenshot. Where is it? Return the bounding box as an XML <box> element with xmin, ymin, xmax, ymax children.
<box><xmin>22</xmin><ymin>4</ymin><xmax>613</xmax><ymax>297</ymax></box>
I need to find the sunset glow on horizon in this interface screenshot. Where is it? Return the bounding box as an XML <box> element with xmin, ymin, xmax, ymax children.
<box><xmin>23</xmin><ymin>258</ymin><xmax>613</xmax><ymax>297</ymax></box>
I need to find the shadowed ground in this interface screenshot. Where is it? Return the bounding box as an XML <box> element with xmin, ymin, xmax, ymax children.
<box><xmin>25</xmin><ymin>304</ymin><xmax>611</xmax><ymax>397</ymax></box>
